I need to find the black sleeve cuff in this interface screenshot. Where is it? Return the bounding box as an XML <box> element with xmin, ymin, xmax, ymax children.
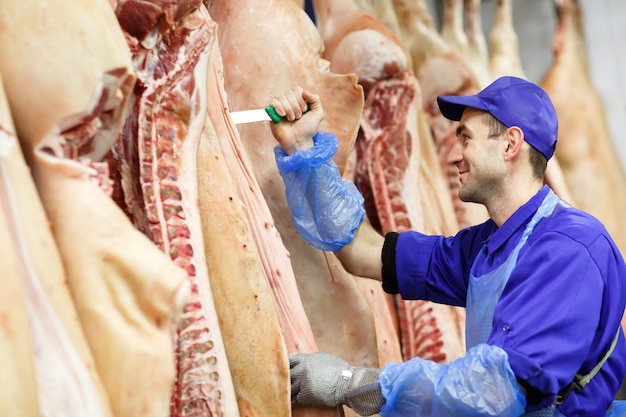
<box><xmin>381</xmin><ymin>232</ymin><xmax>399</xmax><ymax>294</ymax></box>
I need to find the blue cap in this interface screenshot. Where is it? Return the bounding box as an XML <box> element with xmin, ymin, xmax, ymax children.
<box><xmin>437</xmin><ymin>76</ymin><xmax>558</xmax><ymax>160</ymax></box>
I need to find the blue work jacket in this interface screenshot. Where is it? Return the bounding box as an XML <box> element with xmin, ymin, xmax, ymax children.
<box><xmin>387</xmin><ymin>186</ymin><xmax>626</xmax><ymax>415</ymax></box>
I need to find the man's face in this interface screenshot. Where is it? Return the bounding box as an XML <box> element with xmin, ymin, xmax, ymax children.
<box><xmin>446</xmin><ymin>108</ymin><xmax>507</xmax><ymax>205</ymax></box>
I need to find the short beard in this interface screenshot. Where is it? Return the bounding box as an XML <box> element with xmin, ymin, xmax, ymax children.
<box><xmin>458</xmin><ymin>177</ymin><xmax>499</xmax><ymax>206</ymax></box>
<box><xmin>458</xmin><ymin>184</ymin><xmax>481</xmax><ymax>205</ymax></box>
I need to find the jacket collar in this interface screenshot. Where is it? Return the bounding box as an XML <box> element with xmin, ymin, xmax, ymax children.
<box><xmin>484</xmin><ymin>185</ymin><xmax>551</xmax><ymax>254</ymax></box>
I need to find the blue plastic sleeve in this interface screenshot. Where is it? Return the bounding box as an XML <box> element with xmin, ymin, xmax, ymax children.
<box><xmin>605</xmin><ymin>401</ymin><xmax>626</xmax><ymax>416</ymax></box>
<box><xmin>379</xmin><ymin>344</ymin><xmax>527</xmax><ymax>417</ymax></box>
<box><xmin>274</xmin><ymin>132</ymin><xmax>366</xmax><ymax>252</ymax></box>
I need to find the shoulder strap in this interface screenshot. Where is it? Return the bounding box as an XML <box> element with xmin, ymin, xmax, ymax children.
<box><xmin>556</xmin><ymin>328</ymin><xmax>621</xmax><ymax>405</ymax></box>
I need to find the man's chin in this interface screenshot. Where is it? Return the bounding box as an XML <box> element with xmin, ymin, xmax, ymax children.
<box><xmin>458</xmin><ymin>189</ymin><xmax>478</xmax><ymax>204</ymax></box>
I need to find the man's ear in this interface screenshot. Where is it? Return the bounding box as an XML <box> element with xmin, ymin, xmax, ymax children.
<box><xmin>504</xmin><ymin>126</ymin><xmax>524</xmax><ymax>161</ymax></box>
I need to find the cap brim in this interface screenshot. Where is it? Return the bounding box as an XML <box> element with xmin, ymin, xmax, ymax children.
<box><xmin>437</xmin><ymin>95</ymin><xmax>487</xmax><ymax>121</ymax></box>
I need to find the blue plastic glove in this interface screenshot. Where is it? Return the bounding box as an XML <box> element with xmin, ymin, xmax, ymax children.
<box><xmin>274</xmin><ymin>131</ymin><xmax>365</xmax><ymax>252</ymax></box>
<box><xmin>379</xmin><ymin>343</ymin><xmax>526</xmax><ymax>417</ymax></box>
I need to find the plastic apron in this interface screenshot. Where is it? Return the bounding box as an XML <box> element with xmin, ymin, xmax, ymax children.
<box><xmin>466</xmin><ymin>190</ymin><xmax>559</xmax><ymax>349</ymax></box>
<box><xmin>466</xmin><ymin>190</ymin><xmax>562</xmax><ymax>417</ymax></box>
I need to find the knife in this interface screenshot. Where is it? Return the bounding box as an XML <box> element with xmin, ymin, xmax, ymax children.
<box><xmin>230</xmin><ymin>105</ymin><xmax>310</xmax><ymax>125</ymax></box>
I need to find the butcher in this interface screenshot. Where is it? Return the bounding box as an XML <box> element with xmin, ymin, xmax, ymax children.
<box><xmin>269</xmin><ymin>77</ymin><xmax>626</xmax><ymax>416</ymax></box>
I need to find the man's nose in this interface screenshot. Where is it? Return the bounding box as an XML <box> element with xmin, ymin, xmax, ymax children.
<box><xmin>446</xmin><ymin>141</ymin><xmax>463</xmax><ymax>166</ymax></box>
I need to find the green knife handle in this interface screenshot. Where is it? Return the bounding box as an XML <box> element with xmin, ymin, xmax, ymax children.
<box><xmin>265</xmin><ymin>106</ymin><xmax>282</xmax><ymax>123</ymax></box>
<box><xmin>265</xmin><ymin>105</ymin><xmax>310</xmax><ymax>123</ymax></box>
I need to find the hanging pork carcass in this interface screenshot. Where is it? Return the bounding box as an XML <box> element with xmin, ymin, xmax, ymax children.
<box><xmin>0</xmin><ymin>74</ymin><xmax>112</xmax><ymax>417</ymax></box>
<box><xmin>0</xmin><ymin>0</ymin><xmax>192</xmax><ymax>416</ymax></box>
<box><xmin>201</xmin><ymin>3</ymin><xmax>351</xmax><ymax>415</ymax></box>
<box><xmin>310</xmin><ymin>0</ymin><xmax>465</xmax><ymax>365</ymax></box>
<box><xmin>358</xmin><ymin>74</ymin><xmax>467</xmax><ymax>363</ymax></box>
<box><xmin>540</xmin><ymin>0</ymin><xmax>626</xmax><ymax>260</ymax></box>
<box><xmin>391</xmin><ymin>0</ymin><xmax>489</xmax><ymax>229</ymax></box>
<box><xmin>200</xmin><ymin>7</ymin><xmax>313</xmax><ymax>417</ymax></box>
<box><xmin>208</xmin><ymin>0</ymin><xmax>385</xmax><ymax>383</ymax></box>
<box><xmin>352</xmin><ymin>0</ymin><xmax>403</xmax><ymax>38</ymax></box>
<box><xmin>487</xmin><ymin>0</ymin><xmax>573</xmax><ymax>203</ymax></box>
<box><xmin>540</xmin><ymin>0</ymin><xmax>626</xmax><ymax>340</ymax></box>
<box><xmin>112</xmin><ymin>0</ymin><xmax>312</xmax><ymax>415</ymax></box>
<box><xmin>440</xmin><ymin>0</ymin><xmax>491</xmax><ymax>89</ymax></box>
<box><xmin>203</xmin><ymin>18</ymin><xmax>318</xmax><ymax>360</ymax></box>
<box><xmin>110</xmin><ymin>1</ymin><xmax>250</xmax><ymax>415</ymax></box>
<box><xmin>310</xmin><ymin>0</ymin><xmax>408</xmax><ymax>370</ymax></box>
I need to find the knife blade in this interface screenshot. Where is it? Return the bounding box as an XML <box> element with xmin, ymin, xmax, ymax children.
<box><xmin>230</xmin><ymin>106</ymin><xmax>282</xmax><ymax>124</ymax></box>
<box><xmin>230</xmin><ymin>105</ymin><xmax>310</xmax><ymax>125</ymax></box>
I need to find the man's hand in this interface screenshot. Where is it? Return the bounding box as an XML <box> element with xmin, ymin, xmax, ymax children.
<box><xmin>269</xmin><ymin>86</ymin><xmax>323</xmax><ymax>155</ymax></box>
<box><xmin>289</xmin><ymin>352</ymin><xmax>351</xmax><ymax>408</ymax></box>
<box><xmin>289</xmin><ymin>352</ymin><xmax>384</xmax><ymax>416</ymax></box>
